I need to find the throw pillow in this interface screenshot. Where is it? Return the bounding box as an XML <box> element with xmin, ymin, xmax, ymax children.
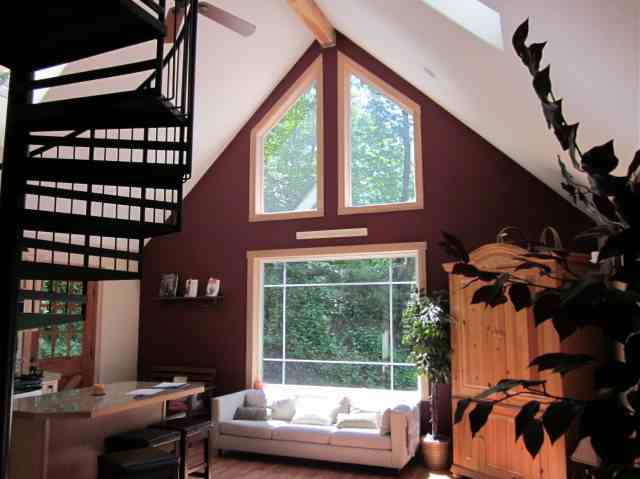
<box><xmin>234</xmin><ymin>406</ymin><xmax>271</xmax><ymax>421</ymax></box>
<box><xmin>290</xmin><ymin>398</ymin><xmax>333</xmax><ymax>426</ymax></box>
<box><xmin>329</xmin><ymin>396</ymin><xmax>351</xmax><ymax>424</ymax></box>
<box><xmin>244</xmin><ymin>389</ymin><xmax>267</xmax><ymax>408</ymax></box>
<box><xmin>336</xmin><ymin>412</ymin><xmax>379</xmax><ymax>429</ymax></box>
<box><xmin>290</xmin><ymin>409</ymin><xmax>333</xmax><ymax>426</ymax></box>
<box><xmin>270</xmin><ymin>397</ymin><xmax>296</xmax><ymax>421</ymax></box>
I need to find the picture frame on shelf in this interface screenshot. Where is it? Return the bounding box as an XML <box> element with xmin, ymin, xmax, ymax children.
<box><xmin>205</xmin><ymin>278</ymin><xmax>221</xmax><ymax>297</ymax></box>
<box><xmin>159</xmin><ymin>273</ymin><xmax>179</xmax><ymax>297</ymax></box>
<box><xmin>184</xmin><ymin>279</ymin><xmax>199</xmax><ymax>298</ymax></box>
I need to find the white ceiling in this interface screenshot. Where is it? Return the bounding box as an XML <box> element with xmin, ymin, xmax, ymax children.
<box><xmin>41</xmin><ymin>0</ymin><xmax>640</xmax><ymax>200</ymax></box>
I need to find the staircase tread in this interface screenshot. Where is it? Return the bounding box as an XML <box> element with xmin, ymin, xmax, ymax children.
<box><xmin>19</xmin><ymin>90</ymin><xmax>187</xmax><ymax>131</ymax></box>
<box><xmin>0</xmin><ymin>1</ymin><xmax>164</xmax><ymax>70</ymax></box>
<box><xmin>18</xmin><ymin>262</ymin><xmax>141</xmax><ymax>281</ymax></box>
<box><xmin>21</xmin><ymin>210</ymin><xmax>178</xmax><ymax>238</ymax></box>
<box><xmin>24</xmin><ymin>158</ymin><xmax>187</xmax><ymax>188</ymax></box>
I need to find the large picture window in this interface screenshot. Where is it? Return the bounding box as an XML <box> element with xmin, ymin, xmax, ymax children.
<box><xmin>250</xmin><ymin>57</ymin><xmax>324</xmax><ymax>222</ymax></box>
<box><xmin>338</xmin><ymin>53</ymin><xmax>423</xmax><ymax>215</ymax></box>
<box><xmin>247</xmin><ymin>243</ymin><xmax>427</xmax><ymax>392</ymax></box>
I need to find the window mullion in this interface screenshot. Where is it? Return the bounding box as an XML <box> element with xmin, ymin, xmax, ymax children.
<box><xmin>388</xmin><ymin>260</ymin><xmax>394</xmax><ymax>391</ymax></box>
<box><xmin>282</xmin><ymin>262</ymin><xmax>287</xmax><ymax>385</ymax></box>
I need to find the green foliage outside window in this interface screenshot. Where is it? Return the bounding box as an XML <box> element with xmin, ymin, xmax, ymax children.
<box><xmin>349</xmin><ymin>74</ymin><xmax>416</xmax><ymax>207</ymax></box>
<box><xmin>262</xmin><ymin>257</ymin><xmax>418</xmax><ymax>391</ymax></box>
<box><xmin>37</xmin><ymin>280</ymin><xmax>85</xmax><ymax>360</ymax></box>
<box><xmin>263</xmin><ymin>82</ymin><xmax>318</xmax><ymax>213</ymax></box>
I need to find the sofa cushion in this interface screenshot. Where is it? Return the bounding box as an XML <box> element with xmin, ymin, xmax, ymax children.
<box><xmin>330</xmin><ymin>429</ymin><xmax>392</xmax><ymax>451</ymax></box>
<box><xmin>244</xmin><ymin>389</ymin><xmax>267</xmax><ymax>408</ymax></box>
<box><xmin>218</xmin><ymin>420</ymin><xmax>286</xmax><ymax>440</ymax></box>
<box><xmin>270</xmin><ymin>397</ymin><xmax>296</xmax><ymax>421</ymax></box>
<box><xmin>272</xmin><ymin>424</ymin><xmax>335</xmax><ymax>445</ymax></box>
<box><xmin>336</xmin><ymin>412</ymin><xmax>379</xmax><ymax>429</ymax></box>
<box><xmin>234</xmin><ymin>406</ymin><xmax>271</xmax><ymax>421</ymax></box>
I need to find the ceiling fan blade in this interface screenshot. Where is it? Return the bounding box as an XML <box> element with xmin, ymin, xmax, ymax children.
<box><xmin>198</xmin><ymin>2</ymin><xmax>256</xmax><ymax>37</ymax></box>
<box><xmin>164</xmin><ymin>5</ymin><xmax>186</xmax><ymax>43</ymax></box>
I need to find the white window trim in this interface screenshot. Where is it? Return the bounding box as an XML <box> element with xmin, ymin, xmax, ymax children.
<box><xmin>249</xmin><ymin>56</ymin><xmax>324</xmax><ymax>222</ymax></box>
<box><xmin>246</xmin><ymin>242</ymin><xmax>428</xmax><ymax>398</ymax></box>
<box><xmin>337</xmin><ymin>52</ymin><xmax>424</xmax><ymax>215</ymax></box>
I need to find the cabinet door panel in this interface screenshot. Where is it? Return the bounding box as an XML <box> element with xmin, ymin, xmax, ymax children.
<box><xmin>452</xmin><ymin>401</ymin><xmax>565</xmax><ymax>479</ymax></box>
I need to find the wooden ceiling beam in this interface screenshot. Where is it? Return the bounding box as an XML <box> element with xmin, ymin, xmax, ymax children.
<box><xmin>287</xmin><ymin>0</ymin><xmax>336</xmax><ymax>48</ymax></box>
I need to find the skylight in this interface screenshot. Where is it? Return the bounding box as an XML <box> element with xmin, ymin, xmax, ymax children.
<box><xmin>421</xmin><ymin>0</ymin><xmax>504</xmax><ymax>50</ymax></box>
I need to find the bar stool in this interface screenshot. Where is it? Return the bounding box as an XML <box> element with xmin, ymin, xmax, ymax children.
<box><xmin>105</xmin><ymin>428</ymin><xmax>182</xmax><ymax>458</ymax></box>
<box><xmin>98</xmin><ymin>447</ymin><xmax>179</xmax><ymax>479</ymax></box>
<box><xmin>152</xmin><ymin>416</ymin><xmax>211</xmax><ymax>479</ymax></box>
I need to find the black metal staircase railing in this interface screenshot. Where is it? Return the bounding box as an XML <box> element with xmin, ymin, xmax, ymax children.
<box><xmin>17</xmin><ymin>0</ymin><xmax>198</xmax><ymax>283</ymax></box>
<box><xmin>0</xmin><ymin>1</ymin><xmax>199</xmax><ymax>474</ymax></box>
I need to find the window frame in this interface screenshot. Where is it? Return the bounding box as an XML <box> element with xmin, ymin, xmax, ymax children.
<box><xmin>249</xmin><ymin>56</ymin><xmax>325</xmax><ymax>222</ymax></box>
<box><xmin>246</xmin><ymin>242</ymin><xmax>428</xmax><ymax>395</ymax></box>
<box><xmin>337</xmin><ymin>52</ymin><xmax>424</xmax><ymax>215</ymax></box>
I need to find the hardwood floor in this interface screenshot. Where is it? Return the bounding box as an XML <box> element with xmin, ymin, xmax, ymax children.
<box><xmin>210</xmin><ymin>452</ymin><xmax>453</xmax><ymax>479</ymax></box>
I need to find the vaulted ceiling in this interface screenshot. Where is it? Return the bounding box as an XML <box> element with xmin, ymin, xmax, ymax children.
<box><xmin>38</xmin><ymin>0</ymin><xmax>640</xmax><ymax>201</ymax></box>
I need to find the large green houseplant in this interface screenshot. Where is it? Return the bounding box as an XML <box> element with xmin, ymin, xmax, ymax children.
<box><xmin>440</xmin><ymin>19</ymin><xmax>640</xmax><ymax>477</ymax></box>
<box><xmin>402</xmin><ymin>290</ymin><xmax>452</xmax><ymax>438</ymax></box>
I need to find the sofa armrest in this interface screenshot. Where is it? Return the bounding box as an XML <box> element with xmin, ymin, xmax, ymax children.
<box><xmin>212</xmin><ymin>390</ymin><xmax>246</xmax><ymax>424</ymax></box>
<box><xmin>390</xmin><ymin>404</ymin><xmax>420</xmax><ymax>470</ymax></box>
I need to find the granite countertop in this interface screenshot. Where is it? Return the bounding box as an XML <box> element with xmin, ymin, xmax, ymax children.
<box><xmin>13</xmin><ymin>381</ymin><xmax>204</xmax><ymax>418</ymax></box>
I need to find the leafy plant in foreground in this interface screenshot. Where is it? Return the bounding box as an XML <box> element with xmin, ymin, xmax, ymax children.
<box><xmin>442</xmin><ymin>19</ymin><xmax>640</xmax><ymax>475</ymax></box>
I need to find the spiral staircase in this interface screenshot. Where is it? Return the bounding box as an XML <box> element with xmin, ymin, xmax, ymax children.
<box><xmin>0</xmin><ymin>1</ymin><xmax>199</xmax><ymax>333</ymax></box>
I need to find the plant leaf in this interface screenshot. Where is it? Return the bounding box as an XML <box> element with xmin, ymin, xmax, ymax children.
<box><xmin>452</xmin><ymin>263</ymin><xmax>480</xmax><ymax>278</ymax></box>
<box><xmin>551</xmin><ymin>313</ymin><xmax>578</xmax><ymax>341</ymax></box>
<box><xmin>533</xmin><ymin>66</ymin><xmax>552</xmax><ymax>100</ymax></box>
<box><xmin>554</xmin><ymin>123</ymin><xmax>579</xmax><ymax>152</ymax></box>
<box><xmin>454</xmin><ymin>398</ymin><xmax>471</xmax><ymax>424</ymax></box>
<box><xmin>592</xmin><ymin>194</ymin><xmax>619</xmax><ymax>222</ymax></box>
<box><xmin>529</xmin><ymin>352</ymin><xmax>595</xmax><ymax>375</ymax></box>
<box><xmin>512</xmin><ymin>19</ymin><xmax>529</xmax><ymax>64</ymax></box>
<box><xmin>541</xmin><ymin>98</ymin><xmax>563</xmax><ymax>130</ymax></box>
<box><xmin>594</xmin><ymin>360</ymin><xmax>640</xmax><ymax>393</ymax></box>
<box><xmin>627</xmin><ymin>149</ymin><xmax>640</xmax><ymax>179</ymax></box>
<box><xmin>582</xmin><ymin>140</ymin><xmax>619</xmax><ymax>175</ymax></box>
<box><xmin>598</xmin><ymin>229</ymin><xmax>640</xmax><ymax>262</ymax></box>
<box><xmin>514</xmin><ymin>259</ymin><xmax>552</xmax><ymax>274</ymax></box>
<box><xmin>523</xmin><ymin>419</ymin><xmax>544</xmax><ymax>458</ymax></box>
<box><xmin>509</xmin><ymin>283</ymin><xmax>532</xmax><ymax>311</ymax></box>
<box><xmin>472</xmin><ymin>283</ymin><xmax>508</xmax><ymax>308</ymax></box>
<box><xmin>542</xmin><ymin>400</ymin><xmax>581</xmax><ymax>444</ymax></box>
<box><xmin>527</xmin><ymin>42</ymin><xmax>546</xmax><ymax>75</ymax></box>
<box><xmin>516</xmin><ymin>400</ymin><xmax>540</xmax><ymax>440</ymax></box>
<box><xmin>440</xmin><ymin>231</ymin><xmax>470</xmax><ymax>263</ymax></box>
<box><xmin>469</xmin><ymin>402</ymin><xmax>493</xmax><ymax>437</ymax></box>
<box><xmin>533</xmin><ymin>290</ymin><xmax>562</xmax><ymax>325</ymax></box>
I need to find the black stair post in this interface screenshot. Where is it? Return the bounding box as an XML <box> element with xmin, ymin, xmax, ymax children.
<box><xmin>0</xmin><ymin>68</ymin><xmax>32</xmax><ymax>479</ymax></box>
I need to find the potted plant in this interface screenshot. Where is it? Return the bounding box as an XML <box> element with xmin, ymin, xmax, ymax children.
<box><xmin>402</xmin><ymin>289</ymin><xmax>452</xmax><ymax>470</ymax></box>
<box><xmin>438</xmin><ymin>19</ymin><xmax>640</xmax><ymax>476</ymax></box>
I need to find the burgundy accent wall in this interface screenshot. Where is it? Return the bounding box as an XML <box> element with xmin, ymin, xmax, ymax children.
<box><xmin>139</xmin><ymin>34</ymin><xmax>592</xmax><ymax>393</ymax></box>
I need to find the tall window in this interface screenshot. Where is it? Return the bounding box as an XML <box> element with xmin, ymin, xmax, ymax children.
<box><xmin>250</xmin><ymin>57</ymin><xmax>324</xmax><ymax>221</ymax></box>
<box><xmin>36</xmin><ymin>280</ymin><xmax>85</xmax><ymax>359</ymax></box>
<box><xmin>338</xmin><ymin>53</ymin><xmax>423</xmax><ymax>215</ymax></box>
<box><xmin>247</xmin><ymin>244</ymin><xmax>427</xmax><ymax>392</ymax></box>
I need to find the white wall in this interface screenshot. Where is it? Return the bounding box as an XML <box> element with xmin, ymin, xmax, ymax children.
<box><xmin>95</xmin><ymin>280</ymin><xmax>140</xmax><ymax>384</ymax></box>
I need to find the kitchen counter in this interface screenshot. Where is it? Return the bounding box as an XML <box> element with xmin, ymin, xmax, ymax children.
<box><xmin>13</xmin><ymin>381</ymin><xmax>204</xmax><ymax>418</ymax></box>
<box><xmin>10</xmin><ymin>381</ymin><xmax>205</xmax><ymax>479</ymax></box>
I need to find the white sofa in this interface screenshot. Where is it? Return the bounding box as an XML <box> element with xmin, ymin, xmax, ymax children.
<box><xmin>211</xmin><ymin>389</ymin><xmax>420</xmax><ymax>470</ymax></box>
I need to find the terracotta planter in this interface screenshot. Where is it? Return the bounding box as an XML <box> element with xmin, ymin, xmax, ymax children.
<box><xmin>421</xmin><ymin>434</ymin><xmax>451</xmax><ymax>471</ymax></box>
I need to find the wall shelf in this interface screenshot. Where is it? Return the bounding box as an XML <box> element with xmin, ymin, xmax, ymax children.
<box><xmin>156</xmin><ymin>296</ymin><xmax>223</xmax><ymax>303</ymax></box>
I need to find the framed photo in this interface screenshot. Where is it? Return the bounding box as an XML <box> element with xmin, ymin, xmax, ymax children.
<box><xmin>159</xmin><ymin>273</ymin><xmax>179</xmax><ymax>297</ymax></box>
<box><xmin>184</xmin><ymin>279</ymin><xmax>199</xmax><ymax>298</ymax></box>
<box><xmin>205</xmin><ymin>278</ymin><xmax>221</xmax><ymax>297</ymax></box>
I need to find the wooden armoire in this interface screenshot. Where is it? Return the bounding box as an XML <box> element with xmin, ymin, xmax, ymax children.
<box><xmin>443</xmin><ymin>243</ymin><xmax>607</xmax><ymax>479</ymax></box>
